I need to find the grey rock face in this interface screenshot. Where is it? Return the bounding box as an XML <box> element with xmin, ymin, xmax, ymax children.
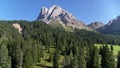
<box><xmin>37</xmin><ymin>7</ymin><xmax>48</xmax><ymax>20</ymax></box>
<box><xmin>37</xmin><ymin>5</ymin><xmax>93</xmax><ymax>30</ymax></box>
<box><xmin>88</xmin><ymin>22</ymin><xmax>105</xmax><ymax>29</ymax></box>
<box><xmin>98</xmin><ymin>15</ymin><xmax>120</xmax><ymax>35</ymax></box>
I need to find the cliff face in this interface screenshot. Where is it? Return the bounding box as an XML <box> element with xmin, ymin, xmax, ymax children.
<box><xmin>37</xmin><ymin>5</ymin><xmax>93</xmax><ymax>31</ymax></box>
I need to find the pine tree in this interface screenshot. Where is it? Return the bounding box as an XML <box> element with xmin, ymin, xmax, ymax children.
<box><xmin>0</xmin><ymin>36</ymin><xmax>11</xmax><ymax>68</ymax></box>
<box><xmin>7</xmin><ymin>39</ymin><xmax>22</xmax><ymax>68</ymax></box>
<box><xmin>48</xmin><ymin>52</ymin><xmax>53</xmax><ymax>62</ymax></box>
<box><xmin>70</xmin><ymin>55</ymin><xmax>79</xmax><ymax>68</ymax></box>
<box><xmin>101</xmin><ymin>45</ymin><xmax>115</xmax><ymax>68</ymax></box>
<box><xmin>63</xmin><ymin>53</ymin><xmax>71</xmax><ymax>68</ymax></box>
<box><xmin>110</xmin><ymin>45</ymin><xmax>114</xmax><ymax>52</ymax></box>
<box><xmin>53</xmin><ymin>49</ymin><xmax>59</xmax><ymax>68</ymax></box>
<box><xmin>31</xmin><ymin>44</ymin><xmax>39</xmax><ymax>65</ymax></box>
<box><xmin>78</xmin><ymin>46</ymin><xmax>86</xmax><ymax>68</ymax></box>
<box><xmin>117</xmin><ymin>51</ymin><xmax>120</xmax><ymax>68</ymax></box>
<box><xmin>86</xmin><ymin>46</ymin><xmax>90</xmax><ymax>68</ymax></box>
<box><xmin>86</xmin><ymin>45</ymin><xmax>93</xmax><ymax>68</ymax></box>
<box><xmin>23</xmin><ymin>50</ymin><xmax>33</xmax><ymax>68</ymax></box>
<box><xmin>72</xmin><ymin>44</ymin><xmax>77</xmax><ymax>56</ymax></box>
<box><xmin>91</xmin><ymin>46</ymin><xmax>100</xmax><ymax>68</ymax></box>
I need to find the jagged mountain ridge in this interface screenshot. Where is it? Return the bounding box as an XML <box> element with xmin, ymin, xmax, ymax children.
<box><xmin>88</xmin><ymin>22</ymin><xmax>105</xmax><ymax>29</ymax></box>
<box><xmin>37</xmin><ymin>5</ymin><xmax>93</xmax><ymax>31</ymax></box>
<box><xmin>98</xmin><ymin>15</ymin><xmax>120</xmax><ymax>35</ymax></box>
<box><xmin>37</xmin><ymin>5</ymin><xmax>120</xmax><ymax>35</ymax></box>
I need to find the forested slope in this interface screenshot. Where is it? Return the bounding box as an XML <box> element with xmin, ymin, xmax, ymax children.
<box><xmin>0</xmin><ymin>20</ymin><xmax>120</xmax><ymax>68</ymax></box>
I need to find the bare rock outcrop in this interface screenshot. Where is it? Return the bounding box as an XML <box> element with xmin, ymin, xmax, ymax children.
<box><xmin>13</xmin><ymin>23</ymin><xmax>22</xmax><ymax>34</ymax></box>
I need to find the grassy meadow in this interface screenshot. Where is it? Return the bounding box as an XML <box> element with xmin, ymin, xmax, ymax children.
<box><xmin>95</xmin><ymin>44</ymin><xmax>120</xmax><ymax>56</ymax></box>
<box><xmin>34</xmin><ymin>44</ymin><xmax>120</xmax><ymax>68</ymax></box>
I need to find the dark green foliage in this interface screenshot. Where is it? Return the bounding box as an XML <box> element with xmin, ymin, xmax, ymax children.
<box><xmin>47</xmin><ymin>52</ymin><xmax>53</xmax><ymax>62</ymax></box>
<box><xmin>77</xmin><ymin>46</ymin><xmax>86</xmax><ymax>68</ymax></box>
<box><xmin>71</xmin><ymin>44</ymin><xmax>77</xmax><ymax>56</ymax></box>
<box><xmin>91</xmin><ymin>46</ymin><xmax>100</xmax><ymax>68</ymax></box>
<box><xmin>70</xmin><ymin>55</ymin><xmax>79</xmax><ymax>68</ymax></box>
<box><xmin>65</xmin><ymin>46</ymin><xmax>71</xmax><ymax>55</ymax></box>
<box><xmin>117</xmin><ymin>51</ymin><xmax>120</xmax><ymax>68</ymax></box>
<box><xmin>63</xmin><ymin>54</ymin><xmax>71</xmax><ymax>68</ymax></box>
<box><xmin>23</xmin><ymin>50</ymin><xmax>33</xmax><ymax>68</ymax></box>
<box><xmin>0</xmin><ymin>20</ymin><xmax>119</xmax><ymax>68</ymax></box>
<box><xmin>8</xmin><ymin>39</ymin><xmax>22</xmax><ymax>68</ymax></box>
<box><xmin>31</xmin><ymin>43</ymin><xmax>41</xmax><ymax>64</ymax></box>
<box><xmin>110</xmin><ymin>45</ymin><xmax>114</xmax><ymax>52</ymax></box>
<box><xmin>53</xmin><ymin>49</ymin><xmax>59</xmax><ymax>68</ymax></box>
<box><xmin>75</xmin><ymin>29</ymin><xmax>120</xmax><ymax>45</ymax></box>
<box><xmin>0</xmin><ymin>36</ymin><xmax>11</xmax><ymax>68</ymax></box>
<box><xmin>100</xmin><ymin>45</ymin><xmax>115</xmax><ymax>68</ymax></box>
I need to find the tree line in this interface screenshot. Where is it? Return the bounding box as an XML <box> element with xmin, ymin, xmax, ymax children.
<box><xmin>0</xmin><ymin>20</ymin><xmax>120</xmax><ymax>68</ymax></box>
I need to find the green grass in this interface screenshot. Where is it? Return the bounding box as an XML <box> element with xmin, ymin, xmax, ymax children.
<box><xmin>34</xmin><ymin>44</ymin><xmax>120</xmax><ymax>68</ymax></box>
<box><xmin>95</xmin><ymin>44</ymin><xmax>120</xmax><ymax>56</ymax></box>
<box><xmin>95</xmin><ymin>44</ymin><xmax>120</xmax><ymax>68</ymax></box>
<box><xmin>35</xmin><ymin>47</ymin><xmax>65</xmax><ymax>68</ymax></box>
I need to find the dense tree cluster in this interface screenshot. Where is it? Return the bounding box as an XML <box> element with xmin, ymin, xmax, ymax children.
<box><xmin>0</xmin><ymin>20</ymin><xmax>120</xmax><ymax>68</ymax></box>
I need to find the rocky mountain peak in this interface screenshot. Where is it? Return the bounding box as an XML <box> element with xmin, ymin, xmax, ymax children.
<box><xmin>107</xmin><ymin>15</ymin><xmax>120</xmax><ymax>26</ymax></box>
<box><xmin>98</xmin><ymin>15</ymin><xmax>120</xmax><ymax>35</ymax></box>
<box><xmin>48</xmin><ymin>5</ymin><xmax>63</xmax><ymax>19</ymax></box>
<box><xmin>88</xmin><ymin>22</ymin><xmax>105</xmax><ymax>29</ymax></box>
<box><xmin>37</xmin><ymin>5</ymin><xmax>93</xmax><ymax>31</ymax></box>
<box><xmin>37</xmin><ymin>7</ymin><xmax>48</xmax><ymax>20</ymax></box>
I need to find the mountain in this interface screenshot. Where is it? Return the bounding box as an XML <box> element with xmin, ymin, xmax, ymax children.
<box><xmin>37</xmin><ymin>5</ymin><xmax>93</xmax><ymax>31</ymax></box>
<box><xmin>88</xmin><ymin>22</ymin><xmax>105</xmax><ymax>29</ymax></box>
<box><xmin>98</xmin><ymin>15</ymin><xmax>120</xmax><ymax>35</ymax></box>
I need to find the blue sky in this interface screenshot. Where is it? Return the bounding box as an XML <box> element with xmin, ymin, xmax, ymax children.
<box><xmin>0</xmin><ymin>0</ymin><xmax>120</xmax><ymax>24</ymax></box>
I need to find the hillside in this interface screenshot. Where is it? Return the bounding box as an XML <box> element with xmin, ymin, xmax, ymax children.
<box><xmin>0</xmin><ymin>20</ymin><xmax>120</xmax><ymax>68</ymax></box>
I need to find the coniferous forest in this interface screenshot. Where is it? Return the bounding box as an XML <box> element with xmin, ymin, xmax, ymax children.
<box><xmin>0</xmin><ymin>20</ymin><xmax>120</xmax><ymax>68</ymax></box>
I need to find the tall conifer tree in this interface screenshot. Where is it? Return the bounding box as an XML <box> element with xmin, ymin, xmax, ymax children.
<box><xmin>101</xmin><ymin>45</ymin><xmax>115</xmax><ymax>68</ymax></box>
<box><xmin>117</xmin><ymin>51</ymin><xmax>120</xmax><ymax>68</ymax></box>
